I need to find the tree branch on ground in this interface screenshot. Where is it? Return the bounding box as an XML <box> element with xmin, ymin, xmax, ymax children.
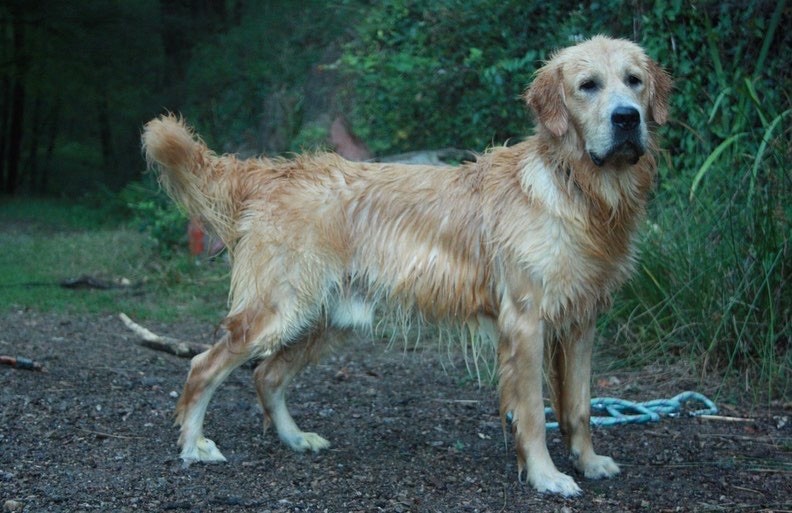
<box><xmin>119</xmin><ymin>313</ymin><xmax>210</xmax><ymax>358</ymax></box>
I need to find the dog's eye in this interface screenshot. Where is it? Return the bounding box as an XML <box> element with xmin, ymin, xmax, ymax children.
<box><xmin>627</xmin><ymin>74</ymin><xmax>642</xmax><ymax>87</ymax></box>
<box><xmin>579</xmin><ymin>79</ymin><xmax>599</xmax><ymax>92</ymax></box>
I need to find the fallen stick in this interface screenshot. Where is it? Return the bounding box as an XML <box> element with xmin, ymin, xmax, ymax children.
<box><xmin>697</xmin><ymin>414</ymin><xmax>754</xmax><ymax>422</ymax></box>
<box><xmin>119</xmin><ymin>313</ymin><xmax>210</xmax><ymax>358</ymax></box>
<box><xmin>61</xmin><ymin>275</ymin><xmax>132</xmax><ymax>289</ymax></box>
<box><xmin>0</xmin><ymin>355</ymin><xmax>45</xmax><ymax>372</ymax></box>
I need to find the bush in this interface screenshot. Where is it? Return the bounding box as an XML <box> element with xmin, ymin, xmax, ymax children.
<box><xmin>340</xmin><ymin>0</ymin><xmax>582</xmax><ymax>154</ymax></box>
<box><xmin>120</xmin><ymin>179</ymin><xmax>187</xmax><ymax>258</ymax></box>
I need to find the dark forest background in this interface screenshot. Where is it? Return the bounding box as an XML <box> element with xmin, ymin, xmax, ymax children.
<box><xmin>0</xmin><ymin>0</ymin><xmax>786</xmax><ymax>196</ymax></box>
<box><xmin>1</xmin><ymin>0</ymin><xmax>359</xmax><ymax>194</ymax></box>
<box><xmin>0</xmin><ymin>0</ymin><xmax>789</xmax><ymax>397</ymax></box>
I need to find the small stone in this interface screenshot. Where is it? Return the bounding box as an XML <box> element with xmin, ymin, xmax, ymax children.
<box><xmin>3</xmin><ymin>500</ymin><xmax>24</xmax><ymax>512</ymax></box>
<box><xmin>141</xmin><ymin>376</ymin><xmax>164</xmax><ymax>387</ymax></box>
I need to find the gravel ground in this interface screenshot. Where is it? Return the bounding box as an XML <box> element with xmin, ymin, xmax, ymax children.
<box><xmin>1</xmin><ymin>309</ymin><xmax>790</xmax><ymax>512</ymax></box>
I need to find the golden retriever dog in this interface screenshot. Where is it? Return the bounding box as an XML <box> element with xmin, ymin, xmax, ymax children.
<box><xmin>142</xmin><ymin>36</ymin><xmax>671</xmax><ymax>496</ymax></box>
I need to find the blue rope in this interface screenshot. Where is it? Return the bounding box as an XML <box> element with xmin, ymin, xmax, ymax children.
<box><xmin>543</xmin><ymin>391</ymin><xmax>718</xmax><ymax>429</ymax></box>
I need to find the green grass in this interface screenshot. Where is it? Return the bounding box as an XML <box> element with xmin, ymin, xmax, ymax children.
<box><xmin>0</xmin><ymin>197</ymin><xmax>230</xmax><ymax>322</ymax></box>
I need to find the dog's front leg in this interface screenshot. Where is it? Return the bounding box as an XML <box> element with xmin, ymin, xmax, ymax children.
<box><xmin>497</xmin><ymin>296</ymin><xmax>581</xmax><ymax>497</ymax></box>
<box><xmin>549</xmin><ymin>322</ymin><xmax>620</xmax><ymax>479</ymax></box>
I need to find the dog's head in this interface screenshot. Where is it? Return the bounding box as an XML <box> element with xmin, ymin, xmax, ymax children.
<box><xmin>526</xmin><ymin>36</ymin><xmax>671</xmax><ymax>168</ymax></box>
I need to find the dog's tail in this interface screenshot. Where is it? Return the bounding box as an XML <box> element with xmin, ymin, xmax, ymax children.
<box><xmin>142</xmin><ymin>114</ymin><xmax>239</xmax><ymax>248</ymax></box>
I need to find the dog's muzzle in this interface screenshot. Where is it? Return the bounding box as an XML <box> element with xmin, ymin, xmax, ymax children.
<box><xmin>589</xmin><ymin>106</ymin><xmax>645</xmax><ymax>167</ymax></box>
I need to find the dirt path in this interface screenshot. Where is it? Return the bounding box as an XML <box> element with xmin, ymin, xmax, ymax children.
<box><xmin>1</xmin><ymin>310</ymin><xmax>789</xmax><ymax>512</ymax></box>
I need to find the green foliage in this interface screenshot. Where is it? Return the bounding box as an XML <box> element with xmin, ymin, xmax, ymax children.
<box><xmin>636</xmin><ymin>0</ymin><xmax>789</xmax><ymax>183</ymax></box>
<box><xmin>290</xmin><ymin>121</ymin><xmax>331</xmax><ymax>153</ymax></box>
<box><xmin>340</xmin><ymin>0</ymin><xmax>564</xmax><ymax>153</ymax></box>
<box><xmin>120</xmin><ymin>180</ymin><xmax>187</xmax><ymax>258</ymax></box>
<box><xmin>0</xmin><ymin>196</ymin><xmax>115</xmax><ymax>231</ymax></box>
<box><xmin>2</xmin><ymin>0</ymin><xmax>165</xmax><ymax>193</ymax></box>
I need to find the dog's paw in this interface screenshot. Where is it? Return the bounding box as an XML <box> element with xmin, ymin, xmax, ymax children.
<box><xmin>282</xmin><ymin>431</ymin><xmax>331</xmax><ymax>453</ymax></box>
<box><xmin>524</xmin><ymin>467</ymin><xmax>582</xmax><ymax>497</ymax></box>
<box><xmin>180</xmin><ymin>436</ymin><xmax>227</xmax><ymax>464</ymax></box>
<box><xmin>575</xmin><ymin>454</ymin><xmax>620</xmax><ymax>480</ymax></box>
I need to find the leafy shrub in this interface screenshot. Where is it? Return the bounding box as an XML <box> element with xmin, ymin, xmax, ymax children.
<box><xmin>290</xmin><ymin>121</ymin><xmax>331</xmax><ymax>153</ymax></box>
<box><xmin>120</xmin><ymin>180</ymin><xmax>187</xmax><ymax>258</ymax></box>
<box><xmin>340</xmin><ymin>0</ymin><xmax>582</xmax><ymax>154</ymax></box>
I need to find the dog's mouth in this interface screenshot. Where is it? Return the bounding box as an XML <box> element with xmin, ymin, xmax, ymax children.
<box><xmin>589</xmin><ymin>139</ymin><xmax>644</xmax><ymax>167</ymax></box>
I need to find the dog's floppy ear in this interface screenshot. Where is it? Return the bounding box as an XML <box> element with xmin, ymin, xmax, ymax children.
<box><xmin>647</xmin><ymin>58</ymin><xmax>672</xmax><ymax>125</ymax></box>
<box><xmin>525</xmin><ymin>64</ymin><xmax>568</xmax><ymax>137</ymax></box>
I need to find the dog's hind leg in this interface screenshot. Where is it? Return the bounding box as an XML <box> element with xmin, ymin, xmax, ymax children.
<box><xmin>253</xmin><ymin>327</ymin><xmax>342</xmax><ymax>452</ymax></box>
<box><xmin>175</xmin><ymin>305</ymin><xmax>284</xmax><ymax>464</ymax></box>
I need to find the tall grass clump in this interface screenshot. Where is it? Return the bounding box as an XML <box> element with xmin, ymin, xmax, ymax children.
<box><xmin>604</xmin><ymin>0</ymin><xmax>790</xmax><ymax>400</ymax></box>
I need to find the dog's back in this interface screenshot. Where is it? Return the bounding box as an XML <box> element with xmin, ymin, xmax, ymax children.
<box><xmin>143</xmin><ymin>116</ymin><xmax>507</xmax><ymax>322</ymax></box>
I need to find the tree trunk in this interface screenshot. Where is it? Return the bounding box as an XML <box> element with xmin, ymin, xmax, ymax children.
<box><xmin>25</xmin><ymin>96</ymin><xmax>41</xmax><ymax>193</ymax></box>
<box><xmin>0</xmin><ymin>74</ymin><xmax>9</xmax><ymax>188</ymax></box>
<box><xmin>4</xmin><ymin>20</ymin><xmax>26</xmax><ymax>195</ymax></box>
<box><xmin>0</xmin><ymin>15</ymin><xmax>10</xmax><ymax>190</ymax></box>
<box><xmin>39</xmin><ymin>103</ymin><xmax>59</xmax><ymax>194</ymax></box>
<box><xmin>4</xmin><ymin>80</ymin><xmax>25</xmax><ymax>195</ymax></box>
<box><xmin>159</xmin><ymin>1</ymin><xmax>191</xmax><ymax>107</ymax></box>
<box><xmin>98</xmin><ymin>93</ymin><xmax>114</xmax><ymax>185</ymax></box>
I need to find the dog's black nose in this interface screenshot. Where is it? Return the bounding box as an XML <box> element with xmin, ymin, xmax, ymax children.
<box><xmin>611</xmin><ymin>106</ymin><xmax>640</xmax><ymax>131</ymax></box>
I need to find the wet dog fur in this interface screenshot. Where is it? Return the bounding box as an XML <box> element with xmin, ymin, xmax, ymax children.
<box><xmin>142</xmin><ymin>36</ymin><xmax>671</xmax><ymax>496</ymax></box>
